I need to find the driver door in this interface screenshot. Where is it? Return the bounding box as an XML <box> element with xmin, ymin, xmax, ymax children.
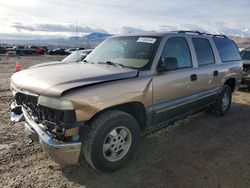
<box><xmin>152</xmin><ymin>37</ymin><xmax>199</xmax><ymax>125</ymax></box>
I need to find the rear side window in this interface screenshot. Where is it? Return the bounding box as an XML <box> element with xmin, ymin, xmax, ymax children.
<box><xmin>192</xmin><ymin>38</ymin><xmax>215</xmax><ymax>66</ymax></box>
<box><xmin>213</xmin><ymin>38</ymin><xmax>241</xmax><ymax>62</ymax></box>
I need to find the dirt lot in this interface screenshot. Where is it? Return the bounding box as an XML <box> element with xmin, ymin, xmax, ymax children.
<box><xmin>0</xmin><ymin>55</ymin><xmax>250</xmax><ymax>188</ymax></box>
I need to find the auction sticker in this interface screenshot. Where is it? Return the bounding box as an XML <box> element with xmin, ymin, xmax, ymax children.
<box><xmin>137</xmin><ymin>37</ymin><xmax>156</xmax><ymax>44</ymax></box>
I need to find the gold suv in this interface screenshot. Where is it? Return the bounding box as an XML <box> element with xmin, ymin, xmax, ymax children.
<box><xmin>10</xmin><ymin>31</ymin><xmax>242</xmax><ymax>172</ymax></box>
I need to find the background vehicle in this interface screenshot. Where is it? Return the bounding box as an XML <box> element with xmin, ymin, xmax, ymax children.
<box><xmin>0</xmin><ymin>46</ymin><xmax>6</xmax><ymax>54</ymax></box>
<box><xmin>4</xmin><ymin>45</ymin><xmax>46</xmax><ymax>56</ymax></box>
<box><xmin>241</xmin><ymin>48</ymin><xmax>250</xmax><ymax>67</ymax></box>
<box><xmin>65</xmin><ymin>48</ymin><xmax>77</xmax><ymax>54</ymax></box>
<box><xmin>77</xmin><ymin>47</ymin><xmax>85</xmax><ymax>50</ymax></box>
<box><xmin>240</xmin><ymin>48</ymin><xmax>250</xmax><ymax>89</ymax></box>
<box><xmin>30</xmin><ymin>49</ymin><xmax>93</xmax><ymax>68</ymax></box>
<box><xmin>48</xmin><ymin>48</ymin><xmax>67</xmax><ymax>55</ymax></box>
<box><xmin>27</xmin><ymin>45</ymin><xmax>45</xmax><ymax>55</ymax></box>
<box><xmin>65</xmin><ymin>47</ymin><xmax>86</xmax><ymax>54</ymax></box>
<box><xmin>10</xmin><ymin>31</ymin><xmax>242</xmax><ymax>172</ymax></box>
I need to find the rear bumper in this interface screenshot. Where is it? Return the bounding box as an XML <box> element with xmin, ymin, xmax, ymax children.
<box><xmin>11</xmin><ymin>102</ymin><xmax>82</xmax><ymax>165</ymax></box>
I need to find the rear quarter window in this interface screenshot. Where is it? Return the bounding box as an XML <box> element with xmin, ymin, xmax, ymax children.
<box><xmin>213</xmin><ymin>38</ymin><xmax>241</xmax><ymax>63</ymax></box>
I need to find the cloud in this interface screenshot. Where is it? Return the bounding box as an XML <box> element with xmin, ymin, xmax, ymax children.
<box><xmin>120</xmin><ymin>26</ymin><xmax>156</xmax><ymax>34</ymax></box>
<box><xmin>11</xmin><ymin>22</ymin><xmax>107</xmax><ymax>33</ymax></box>
<box><xmin>1</xmin><ymin>0</ymin><xmax>250</xmax><ymax>37</ymax></box>
<box><xmin>159</xmin><ymin>21</ymin><xmax>250</xmax><ymax>37</ymax></box>
<box><xmin>120</xmin><ymin>26</ymin><xmax>147</xmax><ymax>34</ymax></box>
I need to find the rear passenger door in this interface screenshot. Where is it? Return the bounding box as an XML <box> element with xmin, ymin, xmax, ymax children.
<box><xmin>191</xmin><ymin>37</ymin><xmax>221</xmax><ymax>106</ymax></box>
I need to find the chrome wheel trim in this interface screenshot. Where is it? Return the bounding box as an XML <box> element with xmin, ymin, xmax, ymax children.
<box><xmin>103</xmin><ymin>126</ymin><xmax>132</xmax><ymax>162</ymax></box>
<box><xmin>221</xmin><ymin>92</ymin><xmax>229</xmax><ymax>111</ymax></box>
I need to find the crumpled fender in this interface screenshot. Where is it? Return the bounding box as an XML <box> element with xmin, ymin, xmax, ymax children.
<box><xmin>62</xmin><ymin>76</ymin><xmax>153</xmax><ymax>122</ymax></box>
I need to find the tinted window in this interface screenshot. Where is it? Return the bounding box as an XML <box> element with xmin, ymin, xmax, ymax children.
<box><xmin>213</xmin><ymin>38</ymin><xmax>241</xmax><ymax>62</ymax></box>
<box><xmin>161</xmin><ymin>37</ymin><xmax>192</xmax><ymax>69</ymax></box>
<box><xmin>241</xmin><ymin>50</ymin><xmax>250</xmax><ymax>60</ymax></box>
<box><xmin>192</xmin><ymin>38</ymin><xmax>215</xmax><ymax>66</ymax></box>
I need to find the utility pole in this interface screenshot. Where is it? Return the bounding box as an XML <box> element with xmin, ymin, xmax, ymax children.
<box><xmin>75</xmin><ymin>20</ymin><xmax>78</xmax><ymax>49</ymax></box>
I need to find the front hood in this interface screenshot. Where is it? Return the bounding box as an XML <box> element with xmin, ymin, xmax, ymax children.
<box><xmin>30</xmin><ymin>61</ymin><xmax>62</xmax><ymax>68</ymax></box>
<box><xmin>11</xmin><ymin>63</ymin><xmax>138</xmax><ymax>97</ymax></box>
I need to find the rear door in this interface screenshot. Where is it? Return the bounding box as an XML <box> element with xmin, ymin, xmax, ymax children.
<box><xmin>190</xmin><ymin>37</ymin><xmax>222</xmax><ymax>106</ymax></box>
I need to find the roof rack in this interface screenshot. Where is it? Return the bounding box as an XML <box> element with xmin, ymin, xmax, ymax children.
<box><xmin>174</xmin><ymin>30</ymin><xmax>228</xmax><ymax>38</ymax></box>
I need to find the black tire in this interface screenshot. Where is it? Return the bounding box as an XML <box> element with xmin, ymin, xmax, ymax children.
<box><xmin>211</xmin><ymin>85</ymin><xmax>232</xmax><ymax>116</ymax></box>
<box><xmin>82</xmin><ymin>110</ymin><xmax>140</xmax><ymax>172</ymax></box>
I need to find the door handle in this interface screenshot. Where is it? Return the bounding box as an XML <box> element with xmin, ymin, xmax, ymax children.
<box><xmin>213</xmin><ymin>70</ymin><xmax>219</xmax><ymax>76</ymax></box>
<box><xmin>190</xmin><ymin>74</ymin><xmax>198</xmax><ymax>81</ymax></box>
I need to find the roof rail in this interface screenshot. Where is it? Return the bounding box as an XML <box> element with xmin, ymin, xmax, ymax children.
<box><xmin>173</xmin><ymin>30</ymin><xmax>228</xmax><ymax>38</ymax></box>
<box><xmin>177</xmin><ymin>30</ymin><xmax>202</xmax><ymax>35</ymax></box>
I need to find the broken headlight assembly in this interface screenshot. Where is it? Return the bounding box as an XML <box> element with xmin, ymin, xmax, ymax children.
<box><xmin>37</xmin><ymin>96</ymin><xmax>80</xmax><ymax>141</ymax></box>
<box><xmin>38</xmin><ymin>95</ymin><xmax>74</xmax><ymax>110</ymax></box>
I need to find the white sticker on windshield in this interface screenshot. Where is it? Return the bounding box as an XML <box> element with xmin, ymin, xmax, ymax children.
<box><xmin>137</xmin><ymin>37</ymin><xmax>156</xmax><ymax>44</ymax></box>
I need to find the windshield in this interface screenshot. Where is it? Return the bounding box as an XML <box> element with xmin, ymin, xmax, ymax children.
<box><xmin>62</xmin><ymin>50</ymin><xmax>88</xmax><ymax>63</ymax></box>
<box><xmin>85</xmin><ymin>36</ymin><xmax>160</xmax><ymax>69</ymax></box>
<box><xmin>241</xmin><ymin>50</ymin><xmax>250</xmax><ymax>60</ymax></box>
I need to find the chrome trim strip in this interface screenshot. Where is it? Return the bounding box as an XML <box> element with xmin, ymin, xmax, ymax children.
<box><xmin>155</xmin><ymin>87</ymin><xmax>220</xmax><ymax>114</ymax></box>
<box><xmin>156</xmin><ymin>91</ymin><xmax>218</xmax><ymax>114</ymax></box>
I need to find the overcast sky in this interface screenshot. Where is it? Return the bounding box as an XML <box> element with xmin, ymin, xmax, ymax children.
<box><xmin>0</xmin><ymin>0</ymin><xmax>249</xmax><ymax>37</ymax></box>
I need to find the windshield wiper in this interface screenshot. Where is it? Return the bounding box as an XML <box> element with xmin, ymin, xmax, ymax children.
<box><xmin>98</xmin><ymin>61</ymin><xmax>125</xmax><ymax>68</ymax></box>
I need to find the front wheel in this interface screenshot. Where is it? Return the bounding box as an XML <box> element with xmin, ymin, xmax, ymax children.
<box><xmin>82</xmin><ymin>110</ymin><xmax>140</xmax><ymax>172</ymax></box>
<box><xmin>211</xmin><ymin>85</ymin><xmax>232</xmax><ymax>116</ymax></box>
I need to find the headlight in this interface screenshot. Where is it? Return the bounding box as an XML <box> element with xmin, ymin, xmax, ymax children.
<box><xmin>38</xmin><ymin>96</ymin><xmax>74</xmax><ymax>110</ymax></box>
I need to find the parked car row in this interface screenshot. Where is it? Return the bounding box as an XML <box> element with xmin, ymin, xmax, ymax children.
<box><xmin>0</xmin><ymin>45</ymin><xmax>87</xmax><ymax>56</ymax></box>
<box><xmin>48</xmin><ymin>47</ymin><xmax>86</xmax><ymax>55</ymax></box>
<box><xmin>1</xmin><ymin>45</ymin><xmax>48</xmax><ymax>56</ymax></box>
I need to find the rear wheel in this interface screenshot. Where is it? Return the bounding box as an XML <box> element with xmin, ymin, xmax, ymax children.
<box><xmin>211</xmin><ymin>85</ymin><xmax>232</xmax><ymax>116</ymax></box>
<box><xmin>82</xmin><ymin>110</ymin><xmax>140</xmax><ymax>172</ymax></box>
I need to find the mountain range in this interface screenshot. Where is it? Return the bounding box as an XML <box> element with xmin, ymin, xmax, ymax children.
<box><xmin>0</xmin><ymin>32</ymin><xmax>113</xmax><ymax>47</ymax></box>
<box><xmin>68</xmin><ymin>32</ymin><xmax>112</xmax><ymax>41</ymax></box>
<box><xmin>0</xmin><ymin>32</ymin><xmax>249</xmax><ymax>49</ymax></box>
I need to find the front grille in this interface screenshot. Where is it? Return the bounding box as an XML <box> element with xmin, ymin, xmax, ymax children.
<box><xmin>15</xmin><ymin>92</ymin><xmax>40</xmax><ymax>121</ymax></box>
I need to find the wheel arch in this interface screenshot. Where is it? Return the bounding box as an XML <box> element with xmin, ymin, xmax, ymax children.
<box><xmin>87</xmin><ymin>102</ymin><xmax>147</xmax><ymax>130</ymax></box>
<box><xmin>224</xmin><ymin>78</ymin><xmax>236</xmax><ymax>92</ymax></box>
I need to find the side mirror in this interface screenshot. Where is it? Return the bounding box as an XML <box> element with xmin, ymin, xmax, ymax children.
<box><xmin>157</xmin><ymin>57</ymin><xmax>178</xmax><ymax>72</ymax></box>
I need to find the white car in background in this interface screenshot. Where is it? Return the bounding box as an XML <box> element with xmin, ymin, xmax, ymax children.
<box><xmin>30</xmin><ymin>49</ymin><xmax>93</xmax><ymax>68</ymax></box>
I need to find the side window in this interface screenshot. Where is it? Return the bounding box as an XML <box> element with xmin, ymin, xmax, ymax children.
<box><xmin>161</xmin><ymin>37</ymin><xmax>192</xmax><ymax>69</ymax></box>
<box><xmin>213</xmin><ymin>38</ymin><xmax>241</xmax><ymax>62</ymax></box>
<box><xmin>192</xmin><ymin>38</ymin><xmax>215</xmax><ymax>66</ymax></box>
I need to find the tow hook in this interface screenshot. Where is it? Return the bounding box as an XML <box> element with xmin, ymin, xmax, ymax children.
<box><xmin>10</xmin><ymin>102</ymin><xmax>24</xmax><ymax>125</ymax></box>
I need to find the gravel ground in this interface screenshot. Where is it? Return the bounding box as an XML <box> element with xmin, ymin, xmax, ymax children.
<box><xmin>0</xmin><ymin>55</ymin><xmax>250</xmax><ymax>188</ymax></box>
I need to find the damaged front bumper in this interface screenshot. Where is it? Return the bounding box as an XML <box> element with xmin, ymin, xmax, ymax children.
<box><xmin>10</xmin><ymin>102</ymin><xmax>82</xmax><ymax>165</ymax></box>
